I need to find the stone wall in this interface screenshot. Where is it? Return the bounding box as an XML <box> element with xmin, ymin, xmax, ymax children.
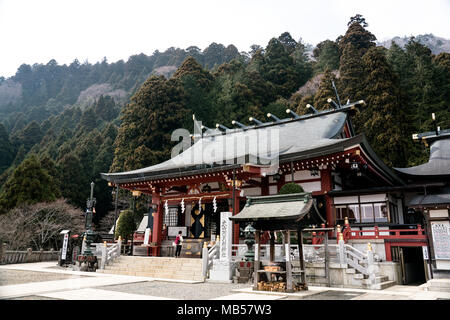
<box><xmin>0</xmin><ymin>243</ymin><xmax>59</xmax><ymax>265</ymax></box>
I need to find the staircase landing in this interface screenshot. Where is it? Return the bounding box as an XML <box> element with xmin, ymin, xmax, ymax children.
<box><xmin>97</xmin><ymin>256</ymin><xmax>204</xmax><ymax>282</ymax></box>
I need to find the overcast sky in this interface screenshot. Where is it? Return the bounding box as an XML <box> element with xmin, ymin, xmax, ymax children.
<box><xmin>1</xmin><ymin>0</ymin><xmax>449</xmax><ymax>78</ymax></box>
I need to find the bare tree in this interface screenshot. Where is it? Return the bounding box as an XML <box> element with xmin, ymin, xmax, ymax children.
<box><xmin>97</xmin><ymin>210</ymin><xmax>116</xmax><ymax>233</ymax></box>
<box><xmin>0</xmin><ymin>199</ymin><xmax>84</xmax><ymax>250</ymax></box>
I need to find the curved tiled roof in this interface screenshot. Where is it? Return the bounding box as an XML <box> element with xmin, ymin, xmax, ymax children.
<box><xmin>102</xmin><ymin>108</ymin><xmax>351</xmax><ymax>183</ymax></box>
<box><xmin>394</xmin><ymin>138</ymin><xmax>450</xmax><ymax>177</ymax></box>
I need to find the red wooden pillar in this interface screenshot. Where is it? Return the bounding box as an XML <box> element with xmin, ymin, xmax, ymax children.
<box><xmin>260</xmin><ymin>176</ymin><xmax>270</xmax><ymax>244</ymax></box>
<box><xmin>321</xmin><ymin>167</ymin><xmax>334</xmax><ymax>236</ymax></box>
<box><xmin>151</xmin><ymin>189</ymin><xmax>162</xmax><ymax>256</ymax></box>
<box><xmin>229</xmin><ymin>193</ymin><xmax>240</xmax><ymax>245</ymax></box>
<box><xmin>385</xmin><ymin>242</ymin><xmax>392</xmax><ymax>261</ymax></box>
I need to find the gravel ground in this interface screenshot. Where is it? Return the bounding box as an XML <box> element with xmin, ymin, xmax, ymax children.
<box><xmin>285</xmin><ymin>290</ymin><xmax>363</xmax><ymax>300</ymax></box>
<box><xmin>0</xmin><ymin>269</ymin><xmax>87</xmax><ymax>286</ymax></box>
<box><xmin>97</xmin><ymin>281</ymin><xmax>250</xmax><ymax>300</ymax></box>
<box><xmin>6</xmin><ymin>295</ymin><xmax>61</xmax><ymax>300</ymax></box>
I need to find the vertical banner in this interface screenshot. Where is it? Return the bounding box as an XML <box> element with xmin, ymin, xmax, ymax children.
<box><xmin>144</xmin><ymin>228</ymin><xmax>151</xmax><ymax>245</ymax></box>
<box><xmin>285</xmin><ymin>244</ymin><xmax>290</xmax><ymax>262</ymax></box>
<box><xmin>219</xmin><ymin>211</ymin><xmax>232</xmax><ymax>262</ymax></box>
<box><xmin>422</xmin><ymin>246</ymin><xmax>428</xmax><ymax>260</ymax></box>
<box><xmin>61</xmin><ymin>233</ymin><xmax>69</xmax><ymax>260</ymax></box>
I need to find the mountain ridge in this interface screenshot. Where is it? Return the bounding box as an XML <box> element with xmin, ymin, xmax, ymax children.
<box><xmin>378</xmin><ymin>33</ymin><xmax>450</xmax><ymax>54</ymax></box>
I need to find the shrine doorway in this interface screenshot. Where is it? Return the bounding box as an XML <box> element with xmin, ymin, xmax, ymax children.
<box><xmin>392</xmin><ymin>246</ymin><xmax>426</xmax><ymax>285</ymax></box>
<box><xmin>190</xmin><ymin>199</ymin><xmax>228</xmax><ymax>239</ymax></box>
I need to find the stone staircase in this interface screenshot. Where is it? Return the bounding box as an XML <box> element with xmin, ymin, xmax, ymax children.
<box><xmin>421</xmin><ymin>278</ymin><xmax>450</xmax><ymax>292</ymax></box>
<box><xmin>97</xmin><ymin>256</ymin><xmax>204</xmax><ymax>282</ymax></box>
<box><xmin>344</xmin><ymin>267</ymin><xmax>396</xmax><ymax>290</ymax></box>
<box><xmin>304</xmin><ymin>262</ymin><xmax>396</xmax><ymax>290</ymax></box>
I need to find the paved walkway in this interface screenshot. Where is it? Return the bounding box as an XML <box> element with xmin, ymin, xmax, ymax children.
<box><xmin>1</xmin><ymin>262</ymin><xmax>449</xmax><ymax>300</ymax></box>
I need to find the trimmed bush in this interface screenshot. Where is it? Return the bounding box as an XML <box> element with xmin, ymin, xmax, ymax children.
<box><xmin>278</xmin><ymin>182</ymin><xmax>304</xmax><ymax>195</ymax></box>
<box><xmin>115</xmin><ymin>209</ymin><xmax>137</xmax><ymax>241</ymax></box>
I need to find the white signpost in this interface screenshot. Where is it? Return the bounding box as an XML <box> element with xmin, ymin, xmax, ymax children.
<box><xmin>209</xmin><ymin>211</ymin><xmax>233</xmax><ymax>282</ymax></box>
<box><xmin>219</xmin><ymin>211</ymin><xmax>232</xmax><ymax>261</ymax></box>
<box><xmin>143</xmin><ymin>228</ymin><xmax>151</xmax><ymax>245</ymax></box>
<box><xmin>62</xmin><ymin>233</ymin><xmax>69</xmax><ymax>260</ymax></box>
<box><xmin>60</xmin><ymin>230</ymin><xmax>70</xmax><ymax>261</ymax></box>
<box><xmin>422</xmin><ymin>246</ymin><xmax>428</xmax><ymax>260</ymax></box>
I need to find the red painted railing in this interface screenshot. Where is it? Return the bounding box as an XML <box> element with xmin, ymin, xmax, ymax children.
<box><xmin>341</xmin><ymin>222</ymin><xmax>426</xmax><ymax>242</ymax></box>
<box><xmin>311</xmin><ymin>224</ymin><xmax>326</xmax><ymax>244</ymax></box>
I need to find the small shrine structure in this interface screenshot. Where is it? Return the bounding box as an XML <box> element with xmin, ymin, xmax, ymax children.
<box><xmin>230</xmin><ymin>192</ymin><xmax>313</xmax><ymax>292</ymax></box>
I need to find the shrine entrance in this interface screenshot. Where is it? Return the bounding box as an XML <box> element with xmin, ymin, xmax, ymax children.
<box><xmin>190</xmin><ymin>199</ymin><xmax>229</xmax><ymax>240</ymax></box>
<box><xmin>392</xmin><ymin>246</ymin><xmax>427</xmax><ymax>285</ymax></box>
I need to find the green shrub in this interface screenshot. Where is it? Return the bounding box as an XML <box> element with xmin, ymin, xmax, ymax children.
<box><xmin>278</xmin><ymin>182</ymin><xmax>304</xmax><ymax>195</ymax></box>
<box><xmin>115</xmin><ymin>209</ymin><xmax>137</xmax><ymax>241</ymax></box>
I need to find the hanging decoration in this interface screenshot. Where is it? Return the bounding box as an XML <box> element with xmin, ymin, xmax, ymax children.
<box><xmin>213</xmin><ymin>196</ymin><xmax>217</xmax><ymax>213</ymax></box>
<box><xmin>164</xmin><ymin>200</ymin><xmax>169</xmax><ymax>217</ymax></box>
<box><xmin>181</xmin><ymin>198</ymin><xmax>185</xmax><ymax>213</ymax></box>
<box><xmin>198</xmin><ymin>197</ymin><xmax>202</xmax><ymax>213</ymax></box>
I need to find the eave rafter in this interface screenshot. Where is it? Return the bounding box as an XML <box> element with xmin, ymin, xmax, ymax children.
<box><xmin>278</xmin><ymin>149</ymin><xmax>358</xmax><ymax>173</ymax></box>
<box><xmin>109</xmin><ymin>165</ymin><xmax>264</xmax><ymax>195</ymax></box>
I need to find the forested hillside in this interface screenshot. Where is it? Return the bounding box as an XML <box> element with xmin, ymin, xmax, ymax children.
<box><xmin>0</xmin><ymin>15</ymin><xmax>449</xmax><ymax>241</ymax></box>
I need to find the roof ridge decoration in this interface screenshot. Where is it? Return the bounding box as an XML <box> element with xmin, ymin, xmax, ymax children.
<box><xmin>395</xmin><ymin>114</ymin><xmax>450</xmax><ymax>177</ymax></box>
<box><xmin>411</xmin><ymin>112</ymin><xmax>450</xmax><ymax>146</ymax></box>
<box><xmin>195</xmin><ymin>99</ymin><xmax>365</xmax><ymax>139</ymax></box>
<box><xmin>101</xmin><ymin>99</ymin><xmax>365</xmax><ymax>183</ymax></box>
<box><xmin>245</xmin><ymin>192</ymin><xmax>312</xmax><ymax>206</ymax></box>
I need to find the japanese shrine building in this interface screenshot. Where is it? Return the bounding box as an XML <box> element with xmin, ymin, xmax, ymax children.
<box><xmin>393</xmin><ymin>128</ymin><xmax>450</xmax><ymax>279</ymax></box>
<box><xmin>101</xmin><ymin>100</ymin><xmax>448</xmax><ymax>282</ymax></box>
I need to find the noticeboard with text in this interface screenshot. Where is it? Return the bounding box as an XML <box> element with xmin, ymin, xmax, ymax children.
<box><xmin>431</xmin><ymin>221</ymin><xmax>450</xmax><ymax>260</ymax></box>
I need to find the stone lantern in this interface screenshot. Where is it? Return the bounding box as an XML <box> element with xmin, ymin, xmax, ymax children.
<box><xmin>244</xmin><ymin>224</ymin><xmax>256</xmax><ymax>261</ymax></box>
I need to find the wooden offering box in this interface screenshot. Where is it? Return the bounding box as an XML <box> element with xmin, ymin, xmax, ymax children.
<box><xmin>257</xmin><ymin>281</ymin><xmax>306</xmax><ymax>292</ymax></box>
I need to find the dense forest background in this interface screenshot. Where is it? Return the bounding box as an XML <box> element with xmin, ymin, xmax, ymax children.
<box><xmin>0</xmin><ymin>15</ymin><xmax>449</xmax><ymax>246</ymax></box>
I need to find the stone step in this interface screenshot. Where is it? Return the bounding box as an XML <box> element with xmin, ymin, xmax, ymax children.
<box><xmin>105</xmin><ymin>266</ymin><xmax>201</xmax><ymax>272</ymax></box>
<box><xmin>99</xmin><ymin>255</ymin><xmax>204</xmax><ymax>282</ymax></box>
<box><xmin>345</xmin><ymin>268</ymin><xmax>356</xmax><ymax>274</ymax></box>
<box><xmin>361</xmin><ymin>275</ymin><xmax>389</xmax><ymax>285</ymax></box>
<box><xmin>117</xmin><ymin>260</ymin><xmax>202</xmax><ymax>267</ymax></box>
<box><xmin>366</xmin><ymin>280</ymin><xmax>396</xmax><ymax>290</ymax></box>
<box><xmin>424</xmin><ymin>279</ymin><xmax>450</xmax><ymax>292</ymax></box>
<box><xmin>118</xmin><ymin>259</ymin><xmax>202</xmax><ymax>266</ymax></box>
<box><xmin>353</xmin><ymin>273</ymin><xmax>364</xmax><ymax>280</ymax></box>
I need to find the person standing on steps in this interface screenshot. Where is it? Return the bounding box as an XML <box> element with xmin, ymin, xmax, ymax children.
<box><xmin>174</xmin><ymin>231</ymin><xmax>183</xmax><ymax>258</ymax></box>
